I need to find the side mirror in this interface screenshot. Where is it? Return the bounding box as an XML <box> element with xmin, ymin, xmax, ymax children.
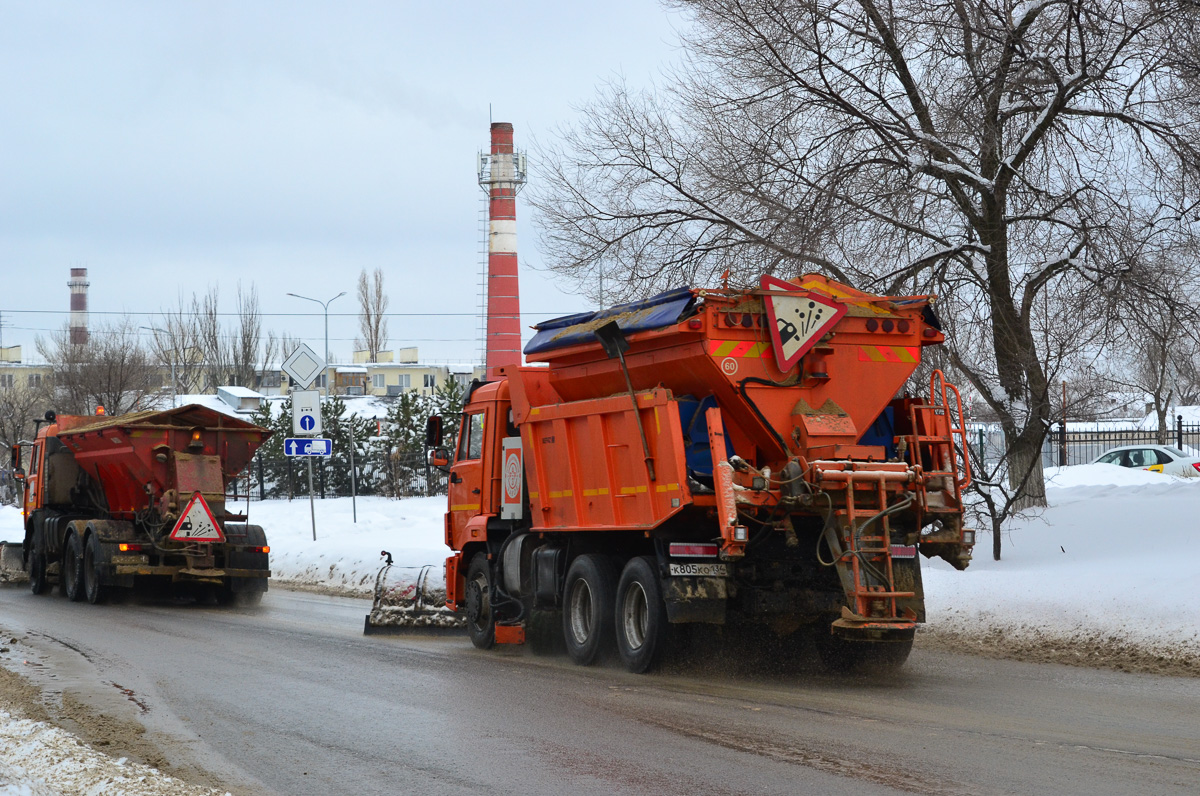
<box><xmin>427</xmin><ymin>447</ymin><xmax>451</xmax><ymax>471</ymax></box>
<box><xmin>12</xmin><ymin>468</ymin><xmax>24</xmax><ymax>481</ymax></box>
<box><xmin>9</xmin><ymin>445</ymin><xmax>19</xmax><ymax>472</ymax></box>
<box><xmin>425</xmin><ymin>415</ymin><xmax>443</xmax><ymax>448</ymax></box>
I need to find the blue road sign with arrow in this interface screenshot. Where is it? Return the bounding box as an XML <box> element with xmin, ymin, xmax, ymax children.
<box><xmin>284</xmin><ymin>438</ymin><xmax>332</xmax><ymax>457</ymax></box>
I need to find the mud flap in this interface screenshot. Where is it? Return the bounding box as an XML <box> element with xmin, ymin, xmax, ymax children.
<box><xmin>663</xmin><ymin>576</ymin><xmax>727</xmax><ymax>624</ymax></box>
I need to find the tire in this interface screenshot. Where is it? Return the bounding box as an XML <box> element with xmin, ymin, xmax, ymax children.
<box><xmin>561</xmin><ymin>554</ymin><xmax>618</xmax><ymax>666</ymax></box>
<box><xmin>814</xmin><ymin>634</ymin><xmax>913</xmax><ymax>673</ymax></box>
<box><xmin>29</xmin><ymin>550</ymin><xmax>48</xmax><ymax>595</ymax></box>
<box><xmin>62</xmin><ymin>531</ymin><xmax>85</xmax><ymax>602</ymax></box>
<box><xmin>615</xmin><ymin>556</ymin><xmax>669</xmax><ymax>673</ymax></box>
<box><xmin>464</xmin><ymin>553</ymin><xmax>496</xmax><ymax>650</ymax></box>
<box><xmin>83</xmin><ymin>534</ymin><xmax>107</xmax><ymax>605</ymax></box>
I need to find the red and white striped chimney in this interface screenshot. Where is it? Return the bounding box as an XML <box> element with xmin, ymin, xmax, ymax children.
<box><xmin>479</xmin><ymin>122</ymin><xmax>526</xmax><ymax>378</ymax></box>
<box><xmin>69</xmin><ymin>267</ymin><xmax>90</xmax><ymax>345</ymax></box>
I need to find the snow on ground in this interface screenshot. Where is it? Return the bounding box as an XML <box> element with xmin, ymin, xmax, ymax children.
<box><xmin>238</xmin><ymin>494</ymin><xmax>449</xmax><ymax>595</ymax></box>
<box><xmin>923</xmin><ymin>463</ymin><xmax>1200</xmax><ymax>666</ymax></box>
<box><xmin>0</xmin><ymin>710</ymin><xmax>229</xmax><ymax>796</ymax></box>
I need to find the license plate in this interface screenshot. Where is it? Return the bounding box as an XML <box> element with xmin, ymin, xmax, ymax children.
<box><xmin>669</xmin><ymin>562</ymin><xmax>729</xmax><ymax>577</ymax></box>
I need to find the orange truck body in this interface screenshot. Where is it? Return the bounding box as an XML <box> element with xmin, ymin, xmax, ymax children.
<box><xmin>440</xmin><ymin>274</ymin><xmax>973</xmax><ymax>670</ymax></box>
<box><xmin>13</xmin><ymin>404</ymin><xmax>272</xmax><ymax>603</ymax></box>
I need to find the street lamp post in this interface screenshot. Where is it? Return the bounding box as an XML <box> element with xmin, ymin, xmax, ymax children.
<box><xmin>141</xmin><ymin>327</ymin><xmax>177</xmax><ymax>409</ymax></box>
<box><xmin>286</xmin><ymin>291</ymin><xmax>346</xmax><ymax>394</ymax></box>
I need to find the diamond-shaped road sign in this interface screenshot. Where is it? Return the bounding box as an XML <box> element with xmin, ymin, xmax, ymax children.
<box><xmin>282</xmin><ymin>343</ymin><xmax>325</xmax><ymax>390</ymax></box>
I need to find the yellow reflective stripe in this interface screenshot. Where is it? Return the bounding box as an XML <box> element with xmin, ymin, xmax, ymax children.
<box><xmin>620</xmin><ymin>485</ymin><xmax>648</xmax><ymax>494</ymax></box>
<box><xmin>894</xmin><ymin>346</ymin><xmax>917</xmax><ymax>363</ymax></box>
<box><xmin>451</xmin><ymin>503</ymin><xmax>480</xmax><ymax>512</ymax></box>
<box><xmin>859</xmin><ymin>345</ymin><xmax>887</xmax><ymax>362</ymax></box>
<box><xmin>549</xmin><ymin>490</ymin><xmax>573</xmax><ymax>499</ymax></box>
<box><xmin>582</xmin><ymin>488</ymin><xmax>610</xmax><ymax>496</ymax></box>
<box><xmin>709</xmin><ymin>341</ymin><xmax>770</xmax><ymax>358</ymax></box>
<box><xmin>654</xmin><ymin>483</ymin><xmax>680</xmax><ymax>492</ymax></box>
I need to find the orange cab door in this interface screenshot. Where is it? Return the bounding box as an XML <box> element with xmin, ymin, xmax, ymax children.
<box><xmin>23</xmin><ymin>442</ymin><xmax>42</xmax><ymax>514</ymax></box>
<box><xmin>448</xmin><ymin>409</ymin><xmax>488</xmax><ymax>546</ymax></box>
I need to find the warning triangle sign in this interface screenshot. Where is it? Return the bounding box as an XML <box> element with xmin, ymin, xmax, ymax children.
<box><xmin>169</xmin><ymin>492</ymin><xmax>226</xmax><ymax>542</ymax></box>
<box><xmin>761</xmin><ymin>275</ymin><xmax>846</xmax><ymax>372</ymax></box>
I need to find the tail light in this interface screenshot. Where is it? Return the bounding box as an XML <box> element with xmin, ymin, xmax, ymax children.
<box><xmin>249</xmin><ymin>546</ymin><xmax>270</xmax><ymax>554</ymax></box>
<box><xmin>669</xmin><ymin>542</ymin><xmax>719</xmax><ymax>558</ymax></box>
<box><xmin>889</xmin><ymin>544</ymin><xmax>917</xmax><ymax>558</ymax></box>
<box><xmin>118</xmin><ymin>543</ymin><xmax>142</xmax><ymax>552</ymax></box>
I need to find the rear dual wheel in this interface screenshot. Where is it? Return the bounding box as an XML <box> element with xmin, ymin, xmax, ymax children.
<box><xmin>83</xmin><ymin>533</ymin><xmax>107</xmax><ymax>605</ymax></box>
<box><xmin>62</xmin><ymin>531</ymin><xmax>85</xmax><ymax>602</ymax></box>
<box><xmin>562</xmin><ymin>555</ymin><xmax>618</xmax><ymax>666</ymax></box>
<box><xmin>615</xmin><ymin>556</ymin><xmax>668</xmax><ymax>673</ymax></box>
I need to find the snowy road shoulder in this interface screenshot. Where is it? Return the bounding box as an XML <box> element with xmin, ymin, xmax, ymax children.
<box><xmin>922</xmin><ymin>464</ymin><xmax>1200</xmax><ymax>676</ymax></box>
<box><xmin>0</xmin><ymin>710</ymin><xmax>229</xmax><ymax>796</ymax></box>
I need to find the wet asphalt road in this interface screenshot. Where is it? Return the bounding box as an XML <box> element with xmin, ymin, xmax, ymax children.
<box><xmin>1</xmin><ymin>584</ymin><xmax>1198</xmax><ymax>796</ymax></box>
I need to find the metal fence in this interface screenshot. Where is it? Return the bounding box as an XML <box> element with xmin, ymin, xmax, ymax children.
<box><xmin>965</xmin><ymin>418</ymin><xmax>1200</xmax><ymax>474</ymax></box>
<box><xmin>228</xmin><ymin>448</ymin><xmax>449</xmax><ymax>502</ymax></box>
<box><xmin>1041</xmin><ymin>419</ymin><xmax>1200</xmax><ymax>468</ymax></box>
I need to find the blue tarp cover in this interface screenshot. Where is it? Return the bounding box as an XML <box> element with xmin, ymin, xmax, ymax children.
<box><xmin>524</xmin><ymin>287</ymin><xmax>696</xmax><ymax>356</ymax></box>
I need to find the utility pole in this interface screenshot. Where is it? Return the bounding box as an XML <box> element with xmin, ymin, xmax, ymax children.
<box><xmin>287</xmin><ymin>291</ymin><xmax>346</xmax><ymax>395</ymax></box>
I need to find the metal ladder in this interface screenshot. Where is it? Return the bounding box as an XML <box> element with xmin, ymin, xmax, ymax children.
<box><xmin>906</xmin><ymin>369</ymin><xmax>972</xmax><ymax>510</ymax></box>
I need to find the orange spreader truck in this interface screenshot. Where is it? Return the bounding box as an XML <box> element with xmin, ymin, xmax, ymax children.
<box><xmin>427</xmin><ymin>274</ymin><xmax>974</xmax><ymax>672</ymax></box>
<box><xmin>11</xmin><ymin>404</ymin><xmax>272</xmax><ymax>605</ymax></box>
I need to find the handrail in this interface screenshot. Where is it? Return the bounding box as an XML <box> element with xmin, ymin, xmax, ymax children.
<box><xmin>929</xmin><ymin>370</ymin><xmax>972</xmax><ymax>491</ymax></box>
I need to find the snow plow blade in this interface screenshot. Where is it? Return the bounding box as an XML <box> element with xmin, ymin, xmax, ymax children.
<box><xmin>362</xmin><ymin>553</ymin><xmax>466</xmax><ymax>636</ymax></box>
<box><xmin>0</xmin><ymin>542</ymin><xmax>26</xmax><ymax>584</ymax></box>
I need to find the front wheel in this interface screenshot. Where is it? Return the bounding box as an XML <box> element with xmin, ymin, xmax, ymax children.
<box><xmin>615</xmin><ymin>556</ymin><xmax>669</xmax><ymax>673</ymax></box>
<box><xmin>62</xmin><ymin>531</ymin><xmax>85</xmax><ymax>602</ymax></box>
<box><xmin>562</xmin><ymin>554</ymin><xmax>618</xmax><ymax>666</ymax></box>
<box><xmin>464</xmin><ymin>553</ymin><xmax>496</xmax><ymax>649</ymax></box>
<box><xmin>29</xmin><ymin>550</ymin><xmax>48</xmax><ymax>595</ymax></box>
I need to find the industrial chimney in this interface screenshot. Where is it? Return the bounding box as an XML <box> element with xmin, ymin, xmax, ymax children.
<box><xmin>69</xmin><ymin>267</ymin><xmax>90</xmax><ymax>345</ymax></box>
<box><xmin>478</xmin><ymin>122</ymin><xmax>527</xmax><ymax>378</ymax></box>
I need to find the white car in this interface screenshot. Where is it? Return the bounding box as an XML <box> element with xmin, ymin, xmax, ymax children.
<box><xmin>1090</xmin><ymin>445</ymin><xmax>1200</xmax><ymax>477</ymax></box>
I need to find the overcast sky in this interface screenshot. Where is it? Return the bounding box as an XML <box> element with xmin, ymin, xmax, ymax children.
<box><xmin>0</xmin><ymin>1</ymin><xmax>681</xmax><ymax>364</ymax></box>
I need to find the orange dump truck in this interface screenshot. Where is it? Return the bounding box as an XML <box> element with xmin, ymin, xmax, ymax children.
<box><xmin>11</xmin><ymin>404</ymin><xmax>272</xmax><ymax>605</ymax></box>
<box><xmin>428</xmin><ymin>274</ymin><xmax>973</xmax><ymax>672</ymax></box>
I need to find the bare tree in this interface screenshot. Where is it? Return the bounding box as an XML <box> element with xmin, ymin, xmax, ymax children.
<box><xmin>0</xmin><ymin>379</ymin><xmax>53</xmax><ymax>449</ymax></box>
<box><xmin>149</xmin><ymin>292</ymin><xmax>205</xmax><ymax>396</ymax></box>
<box><xmin>1103</xmin><ymin>248</ymin><xmax>1200</xmax><ymax>440</ymax></box>
<box><xmin>533</xmin><ymin>0</ymin><xmax>1200</xmax><ymax>558</ymax></box>
<box><xmin>354</xmin><ymin>268</ymin><xmax>389</xmax><ymax>361</ymax></box>
<box><xmin>192</xmin><ymin>284</ymin><xmax>275</xmax><ymax>391</ymax></box>
<box><xmin>37</xmin><ymin>319</ymin><xmax>159</xmax><ymax>415</ymax></box>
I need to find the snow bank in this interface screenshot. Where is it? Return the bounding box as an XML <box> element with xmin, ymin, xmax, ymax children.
<box><xmin>1043</xmin><ymin>462</ymin><xmax>1195</xmax><ymax>488</ymax></box>
<box><xmin>238</xmin><ymin>495</ymin><xmax>449</xmax><ymax>596</ymax></box>
<box><xmin>924</xmin><ymin>470</ymin><xmax>1200</xmax><ymax>668</ymax></box>
<box><xmin>0</xmin><ymin>710</ymin><xmax>228</xmax><ymax>796</ymax></box>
